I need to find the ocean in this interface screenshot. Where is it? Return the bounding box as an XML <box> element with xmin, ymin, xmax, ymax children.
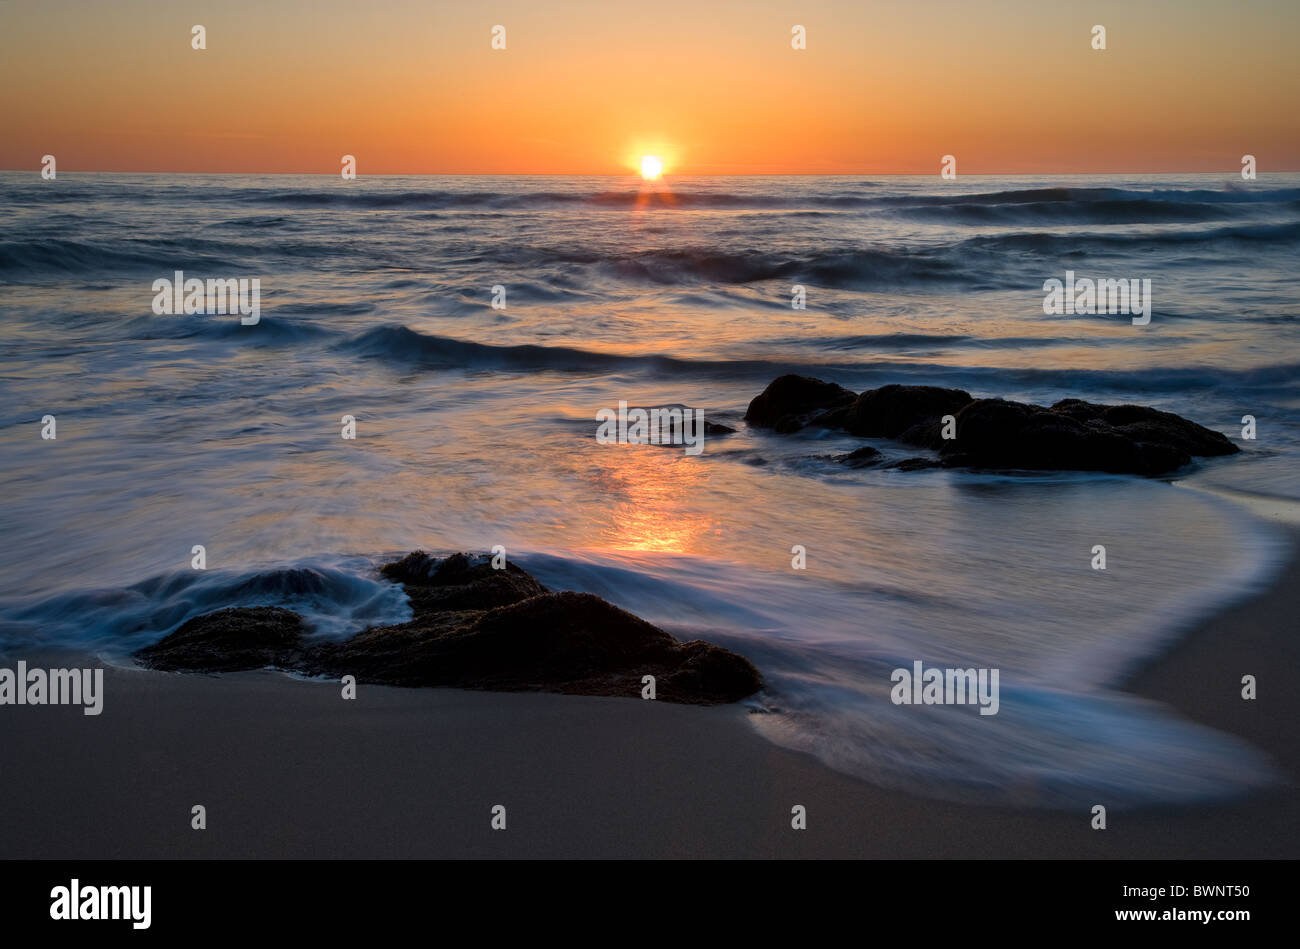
<box><xmin>2</xmin><ymin>171</ymin><xmax>1298</xmax><ymax>807</ymax></box>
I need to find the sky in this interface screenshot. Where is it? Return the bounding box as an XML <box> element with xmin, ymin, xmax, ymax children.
<box><xmin>2</xmin><ymin>0</ymin><xmax>1298</xmax><ymax>174</ymax></box>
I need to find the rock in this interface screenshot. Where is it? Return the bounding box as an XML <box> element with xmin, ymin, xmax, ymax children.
<box><xmin>748</xmin><ymin>375</ymin><xmax>1240</xmax><ymax>476</ymax></box>
<box><xmin>883</xmin><ymin>456</ymin><xmax>944</xmax><ymax>471</ymax></box>
<box><xmin>1049</xmin><ymin>400</ymin><xmax>1238</xmax><ymax>458</ymax></box>
<box><xmin>590</xmin><ymin>410</ymin><xmax>734</xmax><ymax>444</ymax></box>
<box><xmin>644</xmin><ymin>418</ymin><xmax>735</xmax><ymax>445</ymax></box>
<box><xmin>844</xmin><ymin>384</ymin><xmax>972</xmax><ymax>438</ymax></box>
<box><xmin>938</xmin><ymin>398</ymin><xmax>1211</xmax><ymax>474</ymax></box>
<box><xmin>897</xmin><ymin>417</ymin><xmax>948</xmax><ymax>450</ymax></box>
<box><xmin>380</xmin><ymin>550</ymin><xmax>546</xmax><ymax>613</ymax></box>
<box><xmin>744</xmin><ymin>374</ymin><xmax>856</xmax><ymax>432</ymax></box>
<box><xmin>839</xmin><ymin>445</ymin><xmax>883</xmax><ymax>468</ymax></box>
<box><xmin>135</xmin><ymin>606</ymin><xmax>307</xmax><ymax>673</ymax></box>
<box><xmin>310</xmin><ymin>592</ymin><xmax>759</xmax><ymax>703</ymax></box>
<box><xmin>136</xmin><ymin>553</ymin><xmax>762</xmax><ymax>706</ymax></box>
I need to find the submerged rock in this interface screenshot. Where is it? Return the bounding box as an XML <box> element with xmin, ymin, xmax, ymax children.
<box><xmin>750</xmin><ymin>376</ymin><xmax>1239</xmax><ymax>476</ymax></box>
<box><xmin>379</xmin><ymin>550</ymin><xmax>547</xmax><ymax>612</ymax></box>
<box><xmin>590</xmin><ymin>409</ymin><xmax>736</xmax><ymax>444</ymax></box>
<box><xmin>305</xmin><ymin>591</ymin><xmax>758</xmax><ymax>703</ymax></box>
<box><xmin>838</xmin><ymin>445</ymin><xmax>883</xmax><ymax>468</ymax></box>
<box><xmin>135</xmin><ymin>606</ymin><xmax>307</xmax><ymax>673</ymax></box>
<box><xmin>883</xmin><ymin>457</ymin><xmax>945</xmax><ymax>471</ymax></box>
<box><xmin>135</xmin><ymin>552</ymin><xmax>762</xmax><ymax>705</ymax></box>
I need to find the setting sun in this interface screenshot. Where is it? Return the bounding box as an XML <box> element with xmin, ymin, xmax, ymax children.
<box><xmin>640</xmin><ymin>155</ymin><xmax>663</xmax><ymax>180</ymax></box>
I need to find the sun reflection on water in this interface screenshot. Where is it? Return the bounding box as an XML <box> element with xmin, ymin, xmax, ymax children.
<box><xmin>589</xmin><ymin>443</ymin><xmax>716</xmax><ymax>553</ymax></box>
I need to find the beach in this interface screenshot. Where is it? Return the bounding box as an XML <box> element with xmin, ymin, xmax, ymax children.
<box><xmin>3</xmin><ymin>171</ymin><xmax>1299</xmax><ymax>857</ymax></box>
<box><xmin>2</xmin><ymin>526</ymin><xmax>1295</xmax><ymax>860</ymax></box>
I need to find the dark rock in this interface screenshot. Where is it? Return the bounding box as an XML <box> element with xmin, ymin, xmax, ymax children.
<box><xmin>938</xmin><ymin>398</ymin><xmax>1202</xmax><ymax>474</ymax></box>
<box><xmin>1049</xmin><ymin>400</ymin><xmax>1238</xmax><ymax>457</ymax></box>
<box><xmin>380</xmin><ymin>550</ymin><xmax>547</xmax><ymax>613</ymax></box>
<box><xmin>656</xmin><ymin>639</ymin><xmax>765</xmax><ymax>706</ymax></box>
<box><xmin>627</xmin><ymin>405</ymin><xmax>734</xmax><ymax>438</ymax></box>
<box><xmin>136</xmin><ymin>553</ymin><xmax>762</xmax><ymax>706</ymax></box>
<box><xmin>307</xmin><ymin>591</ymin><xmax>759</xmax><ymax>703</ymax></box>
<box><xmin>135</xmin><ymin>606</ymin><xmax>307</xmax><ymax>673</ymax></box>
<box><xmin>839</xmin><ymin>445</ymin><xmax>883</xmax><ymax>468</ymax></box>
<box><xmin>745</xmin><ymin>374</ymin><xmax>856</xmax><ymax>432</ymax></box>
<box><xmin>898</xmin><ymin>417</ymin><xmax>948</xmax><ymax>450</ymax></box>
<box><xmin>883</xmin><ymin>456</ymin><xmax>944</xmax><ymax>471</ymax></box>
<box><xmin>644</xmin><ymin>418</ymin><xmax>734</xmax><ymax>444</ymax></box>
<box><xmin>802</xmin><ymin>403</ymin><xmax>854</xmax><ymax>432</ymax></box>
<box><xmin>844</xmin><ymin>384</ymin><xmax>972</xmax><ymax>438</ymax></box>
<box><xmin>747</xmin><ymin>375</ymin><xmax>1239</xmax><ymax>476</ymax></box>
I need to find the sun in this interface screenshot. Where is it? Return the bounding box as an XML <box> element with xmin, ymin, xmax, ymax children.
<box><xmin>640</xmin><ymin>155</ymin><xmax>664</xmax><ymax>180</ymax></box>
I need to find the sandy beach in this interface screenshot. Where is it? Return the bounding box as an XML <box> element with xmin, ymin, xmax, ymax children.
<box><xmin>3</xmin><ymin>526</ymin><xmax>1295</xmax><ymax>860</ymax></box>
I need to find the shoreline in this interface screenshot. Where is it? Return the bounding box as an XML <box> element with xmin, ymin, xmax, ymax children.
<box><xmin>2</xmin><ymin>530</ymin><xmax>1297</xmax><ymax>859</ymax></box>
<box><xmin>1122</xmin><ymin>523</ymin><xmax>1299</xmax><ymax>779</ymax></box>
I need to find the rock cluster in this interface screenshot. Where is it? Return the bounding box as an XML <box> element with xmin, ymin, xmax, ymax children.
<box><xmin>135</xmin><ymin>552</ymin><xmax>762</xmax><ymax>705</ymax></box>
<box><xmin>745</xmin><ymin>374</ymin><xmax>1239</xmax><ymax>475</ymax></box>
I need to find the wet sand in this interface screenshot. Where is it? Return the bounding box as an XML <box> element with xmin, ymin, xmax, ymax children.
<box><xmin>2</xmin><ymin>531</ymin><xmax>1296</xmax><ymax>859</ymax></box>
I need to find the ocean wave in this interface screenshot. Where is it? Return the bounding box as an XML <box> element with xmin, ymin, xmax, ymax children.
<box><xmin>773</xmin><ymin>332</ymin><xmax>1101</xmax><ymax>351</ymax></box>
<box><xmin>4</xmin><ymin>228</ymin><xmax>1291</xmax><ymax>293</ymax></box>
<box><xmin>6</xmin><ymin>210</ymin><xmax>1293</xmax><ymax>293</ymax></box>
<box><xmin>244</xmin><ymin>188</ymin><xmax>886</xmax><ymax>211</ymax></box>
<box><xmin>959</xmin><ymin>219</ymin><xmax>1300</xmax><ymax>253</ymax></box>
<box><xmin>0</xmin><ymin>238</ymin><xmax>239</xmax><ymax>276</ymax></box>
<box><xmin>215</xmin><ymin>183</ymin><xmax>1300</xmax><ymax>215</ymax></box>
<box><xmin>330</xmin><ymin>326</ymin><xmax>1300</xmax><ymax>407</ymax></box>
<box><xmin>750</xmin><ymin>671</ymin><xmax>1278</xmax><ymax>808</ymax></box>
<box><xmin>336</xmin><ymin>324</ymin><xmax>921</xmax><ymax>378</ymax></box>
<box><xmin>0</xmin><ymin>558</ymin><xmax>413</xmax><ymax>654</ymax></box>
<box><xmin>420</xmin><ymin>241</ymin><xmax>972</xmax><ymax>289</ymax></box>
<box><xmin>831</xmin><ymin>359</ymin><xmax>1300</xmax><ymax>398</ymax></box>
<box><xmin>118</xmin><ymin>312</ymin><xmax>338</xmax><ymax>344</ymax></box>
<box><xmin>883</xmin><ymin>185</ymin><xmax>1300</xmax><ymax>206</ymax></box>
<box><xmin>594</xmin><ymin>246</ymin><xmax>966</xmax><ymax>287</ymax></box>
<box><xmin>0</xmin><ymin>233</ymin><xmax>968</xmax><ymax>289</ymax></box>
<box><xmin>899</xmin><ymin>198</ymin><xmax>1246</xmax><ymax>225</ymax></box>
<box><xmin>338</xmin><ymin>324</ymin><xmax>767</xmax><ymax>375</ymax></box>
<box><xmin>8</xmin><ymin>178</ymin><xmax>1297</xmax><ymax>217</ymax></box>
<box><xmin>517</xmin><ymin>546</ymin><xmax>1282</xmax><ymax>808</ymax></box>
<box><xmin>0</xmin><ymin>235</ymin><xmax>344</xmax><ymax>278</ymax></box>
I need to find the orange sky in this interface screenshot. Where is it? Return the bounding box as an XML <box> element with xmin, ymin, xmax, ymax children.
<box><xmin>2</xmin><ymin>0</ymin><xmax>1298</xmax><ymax>174</ymax></box>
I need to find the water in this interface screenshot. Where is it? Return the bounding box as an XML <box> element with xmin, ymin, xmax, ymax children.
<box><xmin>3</xmin><ymin>172</ymin><xmax>1298</xmax><ymax>807</ymax></box>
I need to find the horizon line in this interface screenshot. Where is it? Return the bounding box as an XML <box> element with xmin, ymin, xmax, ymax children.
<box><xmin>6</xmin><ymin>168</ymin><xmax>1298</xmax><ymax>177</ymax></box>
